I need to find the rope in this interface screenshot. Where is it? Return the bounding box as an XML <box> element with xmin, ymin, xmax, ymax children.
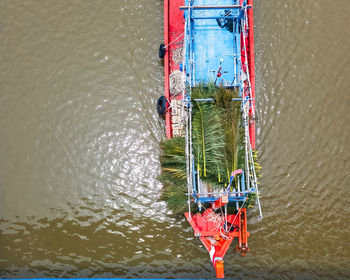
<box><xmin>241</xmin><ymin>6</ymin><xmax>262</xmax><ymax>220</ymax></box>
<box><xmin>219</xmin><ymin>198</ymin><xmax>249</xmax><ymax>235</ymax></box>
<box><xmin>219</xmin><ymin>206</ymin><xmax>231</xmax><ymax>240</ymax></box>
<box><xmin>169</xmin><ymin>70</ymin><xmax>185</xmax><ymax>96</ymax></box>
<box><xmin>200</xmin><ymin>200</ymin><xmax>247</xmax><ymax>241</ymax></box>
<box><xmin>202</xmin><ymin>207</ymin><xmax>231</xmax><ymax>240</ymax></box>
<box><xmin>202</xmin><ymin>209</ymin><xmax>224</xmax><ymax>232</ymax></box>
<box><xmin>171</xmin><ymin>46</ymin><xmax>184</xmax><ymax>64</ymax></box>
<box><xmin>164</xmin><ymin>33</ymin><xmax>184</xmax><ymax>49</ymax></box>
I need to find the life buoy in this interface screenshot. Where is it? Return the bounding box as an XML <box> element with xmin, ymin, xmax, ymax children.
<box><xmin>157</xmin><ymin>96</ymin><xmax>168</xmax><ymax>115</ymax></box>
<box><xmin>159</xmin><ymin>43</ymin><xmax>166</xmax><ymax>59</ymax></box>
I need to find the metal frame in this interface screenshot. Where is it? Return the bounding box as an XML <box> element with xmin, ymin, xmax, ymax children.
<box><xmin>180</xmin><ymin>5</ymin><xmax>252</xmax><ymax>10</ymax></box>
<box><xmin>183</xmin><ymin>1</ymin><xmax>261</xmax><ymax>211</ymax></box>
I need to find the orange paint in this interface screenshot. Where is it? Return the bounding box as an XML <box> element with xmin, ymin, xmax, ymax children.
<box><xmin>215</xmin><ymin>260</ymin><xmax>225</xmax><ymax>279</ymax></box>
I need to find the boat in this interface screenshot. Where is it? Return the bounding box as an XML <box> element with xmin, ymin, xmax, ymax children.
<box><xmin>158</xmin><ymin>0</ymin><xmax>262</xmax><ymax>278</ymax></box>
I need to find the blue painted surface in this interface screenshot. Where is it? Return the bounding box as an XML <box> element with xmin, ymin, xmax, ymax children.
<box><xmin>192</xmin><ymin>157</ymin><xmax>197</xmax><ymax>193</ymax></box>
<box><xmin>185</xmin><ymin>0</ymin><xmax>242</xmax><ymax>87</ymax></box>
<box><xmin>197</xmin><ymin>195</ymin><xmax>247</xmax><ymax>203</ymax></box>
<box><xmin>184</xmin><ymin>1</ymin><xmax>251</xmax><ymax>205</ymax></box>
<box><xmin>241</xmin><ymin>170</ymin><xmax>246</xmax><ymax>193</ymax></box>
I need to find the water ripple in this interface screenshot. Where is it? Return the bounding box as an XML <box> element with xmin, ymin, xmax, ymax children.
<box><xmin>0</xmin><ymin>0</ymin><xmax>349</xmax><ymax>279</ymax></box>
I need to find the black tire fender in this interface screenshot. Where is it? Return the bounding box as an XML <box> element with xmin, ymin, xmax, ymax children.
<box><xmin>157</xmin><ymin>96</ymin><xmax>168</xmax><ymax>115</ymax></box>
<box><xmin>159</xmin><ymin>43</ymin><xmax>166</xmax><ymax>59</ymax></box>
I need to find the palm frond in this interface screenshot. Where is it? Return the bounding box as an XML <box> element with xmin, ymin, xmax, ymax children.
<box><xmin>158</xmin><ymin>85</ymin><xmax>257</xmax><ymax>212</ymax></box>
<box><xmin>191</xmin><ymin>86</ymin><xmax>227</xmax><ymax>185</ymax></box>
<box><xmin>215</xmin><ymin>86</ymin><xmax>242</xmax><ymax>174</ymax></box>
<box><xmin>158</xmin><ymin>137</ymin><xmax>188</xmax><ymax>213</ymax></box>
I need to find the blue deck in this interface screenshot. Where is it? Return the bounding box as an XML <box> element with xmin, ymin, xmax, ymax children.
<box><xmin>185</xmin><ymin>0</ymin><xmax>242</xmax><ymax>87</ymax></box>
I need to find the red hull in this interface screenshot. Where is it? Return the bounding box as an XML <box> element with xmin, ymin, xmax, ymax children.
<box><xmin>247</xmin><ymin>0</ymin><xmax>256</xmax><ymax>149</ymax></box>
<box><xmin>163</xmin><ymin>0</ymin><xmax>185</xmax><ymax>139</ymax></box>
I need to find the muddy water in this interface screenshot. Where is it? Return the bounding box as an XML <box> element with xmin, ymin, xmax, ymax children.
<box><xmin>0</xmin><ymin>0</ymin><xmax>349</xmax><ymax>279</ymax></box>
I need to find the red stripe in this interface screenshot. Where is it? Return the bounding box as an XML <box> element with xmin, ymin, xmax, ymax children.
<box><xmin>247</xmin><ymin>0</ymin><xmax>256</xmax><ymax>149</ymax></box>
<box><xmin>163</xmin><ymin>0</ymin><xmax>172</xmax><ymax>139</ymax></box>
<box><xmin>164</xmin><ymin>0</ymin><xmax>185</xmax><ymax>139</ymax></box>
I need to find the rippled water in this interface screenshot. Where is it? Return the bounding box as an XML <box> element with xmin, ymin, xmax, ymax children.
<box><xmin>0</xmin><ymin>0</ymin><xmax>349</xmax><ymax>279</ymax></box>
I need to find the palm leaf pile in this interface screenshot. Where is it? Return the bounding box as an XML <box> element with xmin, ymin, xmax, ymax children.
<box><xmin>159</xmin><ymin>84</ymin><xmax>256</xmax><ymax>213</ymax></box>
<box><xmin>158</xmin><ymin>137</ymin><xmax>188</xmax><ymax>214</ymax></box>
<box><xmin>191</xmin><ymin>85</ymin><xmax>227</xmax><ymax>185</ymax></box>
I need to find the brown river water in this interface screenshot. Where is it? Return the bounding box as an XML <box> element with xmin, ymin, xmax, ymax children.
<box><xmin>0</xmin><ymin>0</ymin><xmax>349</xmax><ymax>279</ymax></box>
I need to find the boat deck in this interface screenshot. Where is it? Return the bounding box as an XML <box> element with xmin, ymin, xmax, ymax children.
<box><xmin>184</xmin><ymin>0</ymin><xmax>241</xmax><ymax>87</ymax></box>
